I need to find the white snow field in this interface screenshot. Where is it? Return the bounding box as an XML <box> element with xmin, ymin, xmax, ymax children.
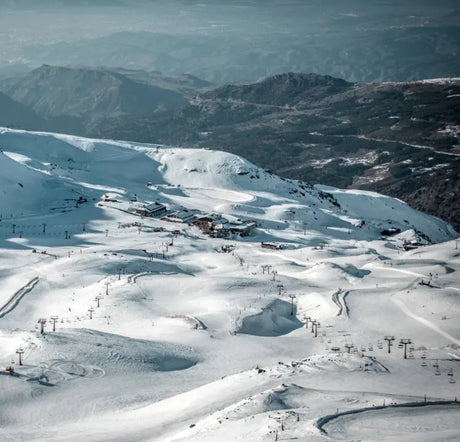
<box><xmin>0</xmin><ymin>127</ymin><xmax>458</xmax><ymax>442</ymax></box>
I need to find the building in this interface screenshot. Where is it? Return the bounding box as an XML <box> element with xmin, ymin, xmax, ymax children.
<box><xmin>135</xmin><ymin>202</ymin><xmax>167</xmax><ymax>218</ymax></box>
<box><xmin>162</xmin><ymin>209</ymin><xmax>198</xmax><ymax>224</ymax></box>
<box><xmin>193</xmin><ymin>213</ymin><xmax>257</xmax><ymax>238</ymax></box>
<box><xmin>261</xmin><ymin>242</ymin><xmax>284</xmax><ymax>250</ymax></box>
<box><xmin>229</xmin><ymin>221</ymin><xmax>257</xmax><ymax>237</ymax></box>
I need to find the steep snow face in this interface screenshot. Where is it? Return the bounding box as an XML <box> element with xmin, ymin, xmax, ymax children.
<box><xmin>0</xmin><ymin>127</ymin><xmax>456</xmax><ymax>243</ymax></box>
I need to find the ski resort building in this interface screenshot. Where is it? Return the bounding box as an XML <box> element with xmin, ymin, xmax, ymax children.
<box><xmin>194</xmin><ymin>214</ymin><xmax>257</xmax><ymax>238</ymax></box>
<box><xmin>135</xmin><ymin>202</ymin><xmax>167</xmax><ymax>218</ymax></box>
<box><xmin>162</xmin><ymin>209</ymin><xmax>198</xmax><ymax>224</ymax></box>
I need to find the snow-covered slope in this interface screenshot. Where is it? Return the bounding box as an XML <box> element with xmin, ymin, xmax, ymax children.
<box><xmin>0</xmin><ymin>128</ymin><xmax>458</xmax><ymax>442</ymax></box>
<box><xmin>0</xmin><ymin>128</ymin><xmax>455</xmax><ymax>243</ymax></box>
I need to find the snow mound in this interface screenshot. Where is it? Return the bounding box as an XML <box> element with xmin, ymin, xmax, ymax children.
<box><xmin>238</xmin><ymin>299</ymin><xmax>303</xmax><ymax>337</ymax></box>
<box><xmin>40</xmin><ymin>329</ymin><xmax>199</xmax><ymax>374</ymax></box>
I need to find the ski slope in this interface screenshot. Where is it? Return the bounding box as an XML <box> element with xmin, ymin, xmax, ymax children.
<box><xmin>0</xmin><ymin>128</ymin><xmax>458</xmax><ymax>441</ymax></box>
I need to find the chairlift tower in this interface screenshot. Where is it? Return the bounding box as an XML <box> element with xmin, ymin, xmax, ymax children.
<box><xmin>37</xmin><ymin>318</ymin><xmax>47</xmax><ymax>335</ymax></box>
<box><xmin>16</xmin><ymin>347</ymin><xmax>24</xmax><ymax>366</ymax></box>
<box><xmin>50</xmin><ymin>315</ymin><xmax>59</xmax><ymax>332</ymax></box>
<box><xmin>88</xmin><ymin>307</ymin><xmax>95</xmax><ymax>320</ymax></box>
<box><xmin>312</xmin><ymin>320</ymin><xmax>320</xmax><ymax>338</ymax></box>
<box><xmin>384</xmin><ymin>335</ymin><xmax>395</xmax><ymax>354</ymax></box>
<box><xmin>345</xmin><ymin>344</ymin><xmax>354</xmax><ymax>354</ymax></box>
<box><xmin>95</xmin><ymin>295</ymin><xmax>103</xmax><ymax>308</ymax></box>
<box><xmin>399</xmin><ymin>338</ymin><xmax>412</xmax><ymax>359</ymax></box>
<box><xmin>304</xmin><ymin>316</ymin><xmax>311</xmax><ymax>328</ymax></box>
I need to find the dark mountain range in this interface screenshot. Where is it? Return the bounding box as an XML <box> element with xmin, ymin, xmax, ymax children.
<box><xmin>12</xmin><ymin>22</ymin><xmax>460</xmax><ymax>84</ymax></box>
<box><xmin>91</xmin><ymin>73</ymin><xmax>460</xmax><ymax>231</ymax></box>
<box><xmin>0</xmin><ymin>91</ymin><xmax>45</xmax><ymax>130</ymax></box>
<box><xmin>0</xmin><ymin>65</ymin><xmax>203</xmax><ymax>133</ymax></box>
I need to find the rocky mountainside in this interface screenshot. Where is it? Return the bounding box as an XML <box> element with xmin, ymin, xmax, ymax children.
<box><xmin>0</xmin><ymin>91</ymin><xmax>45</xmax><ymax>130</ymax></box>
<box><xmin>0</xmin><ymin>65</ymin><xmax>190</xmax><ymax>133</ymax></box>
<box><xmin>93</xmin><ymin>73</ymin><xmax>460</xmax><ymax>231</ymax></box>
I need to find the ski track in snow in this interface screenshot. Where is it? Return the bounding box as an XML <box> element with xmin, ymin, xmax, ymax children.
<box><xmin>392</xmin><ymin>297</ymin><xmax>460</xmax><ymax>346</ymax></box>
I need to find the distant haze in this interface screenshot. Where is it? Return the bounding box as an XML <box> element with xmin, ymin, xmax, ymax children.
<box><xmin>1</xmin><ymin>0</ymin><xmax>459</xmax><ymax>83</ymax></box>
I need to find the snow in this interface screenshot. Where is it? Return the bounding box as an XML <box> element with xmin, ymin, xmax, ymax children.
<box><xmin>0</xmin><ymin>127</ymin><xmax>458</xmax><ymax>441</ymax></box>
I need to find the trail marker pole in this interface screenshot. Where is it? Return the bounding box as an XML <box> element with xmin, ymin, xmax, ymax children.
<box><xmin>50</xmin><ymin>315</ymin><xmax>59</xmax><ymax>332</ymax></box>
<box><xmin>384</xmin><ymin>336</ymin><xmax>395</xmax><ymax>354</ymax></box>
<box><xmin>16</xmin><ymin>348</ymin><xmax>24</xmax><ymax>366</ymax></box>
<box><xmin>288</xmin><ymin>294</ymin><xmax>296</xmax><ymax>316</ymax></box>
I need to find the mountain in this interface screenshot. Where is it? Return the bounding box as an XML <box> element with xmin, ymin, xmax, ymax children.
<box><xmin>13</xmin><ymin>21</ymin><xmax>460</xmax><ymax>84</ymax></box>
<box><xmin>0</xmin><ymin>65</ymin><xmax>189</xmax><ymax>133</ymax></box>
<box><xmin>111</xmin><ymin>68</ymin><xmax>213</xmax><ymax>98</ymax></box>
<box><xmin>0</xmin><ymin>91</ymin><xmax>45</xmax><ymax>130</ymax></box>
<box><xmin>0</xmin><ymin>128</ymin><xmax>458</xmax><ymax>441</ymax></box>
<box><xmin>92</xmin><ymin>73</ymin><xmax>460</xmax><ymax>231</ymax></box>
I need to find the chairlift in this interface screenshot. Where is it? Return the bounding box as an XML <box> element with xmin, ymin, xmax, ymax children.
<box><xmin>421</xmin><ymin>361</ymin><xmax>427</xmax><ymax>367</ymax></box>
<box><xmin>421</xmin><ymin>353</ymin><xmax>427</xmax><ymax>360</ymax></box>
<box><xmin>449</xmin><ymin>377</ymin><xmax>456</xmax><ymax>384</ymax></box>
<box><xmin>435</xmin><ymin>369</ymin><xmax>441</xmax><ymax>376</ymax></box>
<box><xmin>433</xmin><ymin>360</ymin><xmax>439</xmax><ymax>368</ymax></box>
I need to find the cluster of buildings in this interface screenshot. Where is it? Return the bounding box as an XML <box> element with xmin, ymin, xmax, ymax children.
<box><xmin>132</xmin><ymin>202</ymin><xmax>257</xmax><ymax>239</ymax></box>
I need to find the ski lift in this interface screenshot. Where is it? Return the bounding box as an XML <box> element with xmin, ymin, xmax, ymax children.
<box><xmin>368</xmin><ymin>346</ymin><xmax>374</xmax><ymax>351</ymax></box>
<box><xmin>433</xmin><ymin>360</ymin><xmax>439</xmax><ymax>368</ymax></box>
<box><xmin>449</xmin><ymin>377</ymin><xmax>456</xmax><ymax>384</ymax></box>
<box><xmin>421</xmin><ymin>361</ymin><xmax>427</xmax><ymax>367</ymax></box>
<box><xmin>421</xmin><ymin>353</ymin><xmax>427</xmax><ymax>360</ymax></box>
<box><xmin>435</xmin><ymin>369</ymin><xmax>441</xmax><ymax>376</ymax></box>
<box><xmin>448</xmin><ymin>368</ymin><xmax>454</xmax><ymax>377</ymax></box>
<box><xmin>398</xmin><ymin>342</ymin><xmax>404</xmax><ymax>348</ymax></box>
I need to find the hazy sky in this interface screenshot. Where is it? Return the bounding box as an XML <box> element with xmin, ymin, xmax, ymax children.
<box><xmin>1</xmin><ymin>0</ymin><xmax>458</xmax><ymax>82</ymax></box>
